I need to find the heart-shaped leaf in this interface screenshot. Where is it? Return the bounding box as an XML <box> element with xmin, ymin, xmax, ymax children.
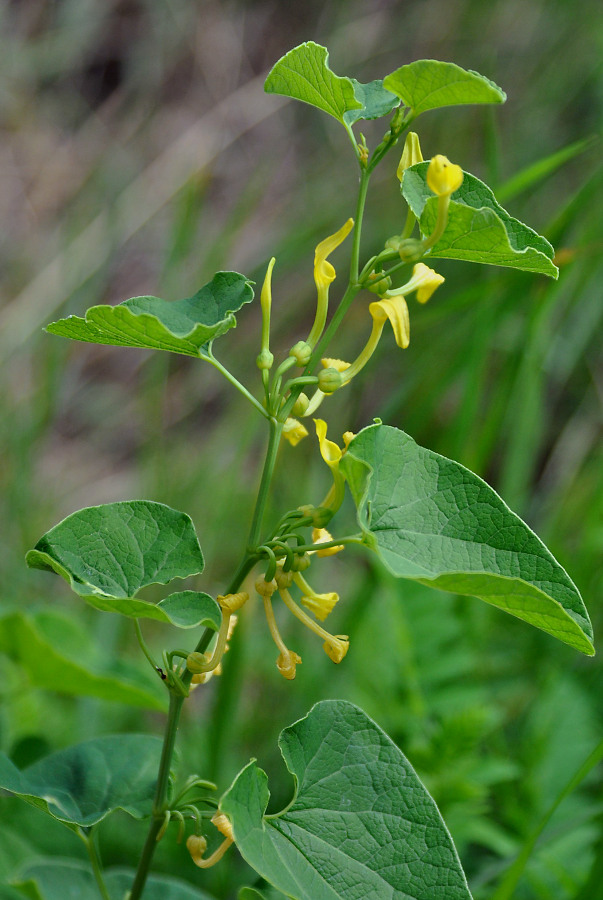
<box><xmin>13</xmin><ymin>860</ymin><xmax>215</xmax><ymax>900</ymax></box>
<box><xmin>221</xmin><ymin>700</ymin><xmax>472</xmax><ymax>900</ymax></box>
<box><xmin>341</xmin><ymin>424</ymin><xmax>593</xmax><ymax>655</ymax></box>
<box><xmin>0</xmin><ymin>610</ymin><xmax>164</xmax><ymax>709</ymax></box>
<box><xmin>383</xmin><ymin>60</ymin><xmax>505</xmax><ymax>114</ymax></box>
<box><xmin>0</xmin><ymin>735</ymin><xmax>163</xmax><ymax>831</ymax></box>
<box><xmin>264</xmin><ymin>42</ymin><xmax>361</xmax><ymax>124</ymax></box>
<box><xmin>26</xmin><ymin>502</ymin><xmax>220</xmax><ymax>629</ymax></box>
<box><xmin>46</xmin><ymin>271</ymin><xmax>253</xmax><ymax>357</ymax></box>
<box><xmin>401</xmin><ymin>162</ymin><xmax>558</xmax><ymax>276</ymax></box>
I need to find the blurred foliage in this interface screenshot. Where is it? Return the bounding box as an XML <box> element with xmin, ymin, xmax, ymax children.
<box><xmin>0</xmin><ymin>1</ymin><xmax>601</xmax><ymax>898</ymax></box>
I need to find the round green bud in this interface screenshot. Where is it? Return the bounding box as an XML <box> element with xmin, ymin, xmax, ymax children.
<box><xmin>310</xmin><ymin>506</ymin><xmax>334</xmax><ymax>528</ymax></box>
<box><xmin>397</xmin><ymin>239</ymin><xmax>424</xmax><ymax>263</ymax></box>
<box><xmin>385</xmin><ymin>235</ymin><xmax>403</xmax><ymax>252</ymax></box>
<box><xmin>366</xmin><ymin>273</ymin><xmax>392</xmax><ymax>295</ymax></box>
<box><xmin>289</xmin><ymin>341</ymin><xmax>312</xmax><ymax>366</ymax></box>
<box><xmin>291</xmin><ymin>392</ymin><xmax>309</xmax><ymax>416</ymax></box>
<box><xmin>256</xmin><ymin>349</ymin><xmax>274</xmax><ymax>370</ymax></box>
<box><xmin>317</xmin><ymin>367</ymin><xmax>343</xmax><ymax>394</ymax></box>
<box><xmin>292</xmin><ymin>552</ymin><xmax>312</xmax><ymax>572</ymax></box>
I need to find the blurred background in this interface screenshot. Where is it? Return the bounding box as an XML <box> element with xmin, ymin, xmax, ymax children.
<box><xmin>0</xmin><ymin>1</ymin><xmax>601</xmax><ymax>898</ymax></box>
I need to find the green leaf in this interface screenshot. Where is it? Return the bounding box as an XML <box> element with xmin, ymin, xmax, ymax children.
<box><xmin>0</xmin><ymin>735</ymin><xmax>163</xmax><ymax>830</ymax></box>
<box><xmin>221</xmin><ymin>699</ymin><xmax>472</xmax><ymax>900</ymax></box>
<box><xmin>383</xmin><ymin>60</ymin><xmax>505</xmax><ymax>114</ymax></box>
<box><xmin>264</xmin><ymin>42</ymin><xmax>361</xmax><ymax>124</ymax></box>
<box><xmin>45</xmin><ymin>271</ymin><xmax>253</xmax><ymax>357</ymax></box>
<box><xmin>26</xmin><ymin>501</ymin><xmax>220</xmax><ymax>628</ymax></box>
<box><xmin>239</xmin><ymin>889</ymin><xmax>288</xmax><ymax>900</ymax></box>
<box><xmin>14</xmin><ymin>860</ymin><xmax>214</xmax><ymax>900</ymax></box>
<box><xmin>0</xmin><ymin>610</ymin><xmax>164</xmax><ymax>709</ymax></box>
<box><xmin>402</xmin><ymin>162</ymin><xmax>558</xmax><ymax>276</ymax></box>
<box><xmin>344</xmin><ymin>79</ymin><xmax>399</xmax><ymax>125</ymax></box>
<box><xmin>341</xmin><ymin>424</ymin><xmax>594</xmax><ymax>655</ymax></box>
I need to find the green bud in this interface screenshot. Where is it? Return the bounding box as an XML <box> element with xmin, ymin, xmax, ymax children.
<box><xmin>317</xmin><ymin>367</ymin><xmax>343</xmax><ymax>394</ymax></box>
<box><xmin>291</xmin><ymin>392</ymin><xmax>309</xmax><ymax>416</ymax></box>
<box><xmin>385</xmin><ymin>234</ymin><xmax>403</xmax><ymax>252</ymax></box>
<box><xmin>397</xmin><ymin>239</ymin><xmax>425</xmax><ymax>263</ymax></box>
<box><xmin>366</xmin><ymin>273</ymin><xmax>392</xmax><ymax>295</ymax></box>
<box><xmin>289</xmin><ymin>341</ymin><xmax>312</xmax><ymax>366</ymax></box>
<box><xmin>256</xmin><ymin>348</ymin><xmax>274</xmax><ymax>370</ymax></box>
<box><xmin>297</xmin><ymin>505</ymin><xmax>333</xmax><ymax>528</ymax></box>
<box><xmin>293</xmin><ymin>552</ymin><xmax>312</xmax><ymax>572</ymax></box>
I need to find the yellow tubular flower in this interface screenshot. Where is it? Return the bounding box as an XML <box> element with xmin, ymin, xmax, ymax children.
<box><xmin>369</xmin><ymin>296</ymin><xmax>410</xmax><ymax>349</ymax></box>
<box><xmin>282</xmin><ymin>417</ymin><xmax>309</xmax><ymax>446</ymax></box>
<box><xmin>426</xmin><ymin>155</ymin><xmax>464</xmax><ymax>196</ymax></box>
<box><xmin>307</xmin><ymin>218</ymin><xmax>354</xmax><ymax>348</ymax></box>
<box><xmin>311</xmin><ymin>527</ymin><xmax>344</xmax><ymax>557</ymax></box>
<box><xmin>293</xmin><ymin>571</ymin><xmax>339</xmax><ymax>621</ymax></box>
<box><xmin>314</xmin><ymin>419</ymin><xmax>346</xmax><ymax>513</ymax></box>
<box><xmin>397</xmin><ymin>132</ymin><xmax>423</xmax><ymax>181</ymax></box>
<box><xmin>260</xmin><ymin>257</ymin><xmax>275</xmax><ymax>351</ymax></box>
<box><xmin>262</xmin><ymin>590</ymin><xmax>303</xmax><ymax>681</ymax></box>
<box><xmin>277</xmin><ymin>649</ymin><xmax>302</xmax><ymax>680</ymax></box>
<box><xmin>383</xmin><ymin>263</ymin><xmax>445</xmax><ymax>305</ymax></box>
<box><xmin>279</xmin><ymin>587</ymin><xmax>349</xmax><ymax>664</ymax></box>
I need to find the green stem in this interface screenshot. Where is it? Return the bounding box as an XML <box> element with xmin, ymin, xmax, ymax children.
<box><xmin>246</xmin><ymin>417</ymin><xmax>283</xmax><ymax>551</ymax></box>
<box><xmin>294</xmin><ymin>534</ymin><xmax>364</xmax><ymax>553</ymax></box>
<box><xmin>134</xmin><ymin>620</ymin><xmax>159</xmax><ymax>673</ymax></box>
<box><xmin>350</xmin><ymin>168</ymin><xmax>371</xmax><ymax>284</ymax></box>
<box><xmin>79</xmin><ymin>828</ymin><xmax>111</xmax><ymax>900</ymax></box>
<box><xmin>205</xmin><ymin>352</ymin><xmax>268</xmax><ymax>419</ymax></box>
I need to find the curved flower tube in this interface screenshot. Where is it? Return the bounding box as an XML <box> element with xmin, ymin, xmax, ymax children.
<box><xmin>307</xmin><ymin>218</ymin><xmax>354</xmax><ymax>348</ymax></box>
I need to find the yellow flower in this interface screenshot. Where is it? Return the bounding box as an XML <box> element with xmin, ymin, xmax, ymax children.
<box><xmin>323</xmin><ymin>635</ymin><xmax>349</xmax><ymax>664</ymax></box>
<box><xmin>369</xmin><ymin>296</ymin><xmax>410</xmax><ymax>349</ymax></box>
<box><xmin>321</xmin><ymin>357</ymin><xmax>351</xmax><ymax>373</ymax></box>
<box><xmin>382</xmin><ymin>263</ymin><xmax>445</xmax><ymax>305</ymax></box>
<box><xmin>397</xmin><ymin>132</ymin><xmax>423</xmax><ymax>181</ymax></box>
<box><xmin>294</xmin><ymin>571</ymin><xmax>339</xmax><ymax>621</ymax></box>
<box><xmin>308</xmin><ymin>218</ymin><xmax>354</xmax><ymax>348</ymax></box>
<box><xmin>314</xmin><ymin>218</ymin><xmax>355</xmax><ymax>289</ymax></box>
<box><xmin>276</xmin><ymin>649</ymin><xmax>302</xmax><ymax>680</ymax></box>
<box><xmin>426</xmin><ymin>155</ymin><xmax>463</xmax><ymax>196</ymax></box>
<box><xmin>311</xmin><ymin>526</ymin><xmax>344</xmax><ymax>557</ymax></box>
<box><xmin>282</xmin><ymin>417</ymin><xmax>309</xmax><ymax>446</ymax></box>
<box><xmin>315</xmin><ymin>418</ymin><xmax>343</xmax><ymax>468</ymax></box>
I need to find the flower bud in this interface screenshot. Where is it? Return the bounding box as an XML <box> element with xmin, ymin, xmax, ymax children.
<box><xmin>275</xmin><ymin>568</ymin><xmax>293</xmax><ymax>590</ymax></box>
<box><xmin>298</xmin><ymin>505</ymin><xmax>333</xmax><ymax>528</ymax></box>
<box><xmin>366</xmin><ymin>272</ymin><xmax>392</xmax><ymax>295</ymax></box>
<box><xmin>256</xmin><ymin>348</ymin><xmax>274</xmax><ymax>370</ymax></box>
<box><xmin>397</xmin><ymin>239</ymin><xmax>424</xmax><ymax>263</ymax></box>
<box><xmin>397</xmin><ymin>132</ymin><xmax>423</xmax><ymax>181</ymax></box>
<box><xmin>289</xmin><ymin>341</ymin><xmax>312</xmax><ymax>366</ymax></box>
<box><xmin>291</xmin><ymin>392</ymin><xmax>310</xmax><ymax>416</ymax></box>
<box><xmin>186</xmin><ymin>834</ymin><xmax>208</xmax><ymax>864</ymax></box>
<box><xmin>255</xmin><ymin>577</ymin><xmax>278</xmax><ymax>598</ymax></box>
<box><xmin>293</xmin><ymin>552</ymin><xmax>312</xmax><ymax>572</ymax></box>
<box><xmin>187</xmin><ymin>651</ymin><xmax>211</xmax><ymax>674</ymax></box>
<box><xmin>317</xmin><ymin>367</ymin><xmax>343</xmax><ymax>394</ymax></box>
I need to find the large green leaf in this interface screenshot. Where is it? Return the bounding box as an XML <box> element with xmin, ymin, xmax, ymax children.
<box><xmin>14</xmin><ymin>860</ymin><xmax>214</xmax><ymax>900</ymax></box>
<box><xmin>264</xmin><ymin>42</ymin><xmax>361</xmax><ymax>124</ymax></box>
<box><xmin>0</xmin><ymin>735</ymin><xmax>162</xmax><ymax>831</ymax></box>
<box><xmin>383</xmin><ymin>60</ymin><xmax>505</xmax><ymax>114</ymax></box>
<box><xmin>401</xmin><ymin>162</ymin><xmax>558</xmax><ymax>276</ymax></box>
<box><xmin>45</xmin><ymin>271</ymin><xmax>253</xmax><ymax>357</ymax></box>
<box><xmin>220</xmin><ymin>700</ymin><xmax>472</xmax><ymax>900</ymax></box>
<box><xmin>0</xmin><ymin>610</ymin><xmax>163</xmax><ymax>709</ymax></box>
<box><xmin>239</xmin><ymin>889</ymin><xmax>288</xmax><ymax>900</ymax></box>
<box><xmin>26</xmin><ymin>501</ymin><xmax>220</xmax><ymax>629</ymax></box>
<box><xmin>341</xmin><ymin>424</ymin><xmax>593</xmax><ymax>655</ymax></box>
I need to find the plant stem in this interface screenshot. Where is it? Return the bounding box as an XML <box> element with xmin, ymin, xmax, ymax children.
<box><xmin>206</xmin><ymin>352</ymin><xmax>269</xmax><ymax>419</ymax></box>
<box><xmin>246</xmin><ymin>416</ymin><xmax>283</xmax><ymax>551</ymax></box>
<box><xmin>79</xmin><ymin>828</ymin><xmax>111</xmax><ymax>900</ymax></box>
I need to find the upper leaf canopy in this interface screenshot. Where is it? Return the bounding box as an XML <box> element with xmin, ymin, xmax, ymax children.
<box><xmin>264</xmin><ymin>41</ymin><xmax>399</xmax><ymax>125</ymax></box>
<box><xmin>341</xmin><ymin>424</ymin><xmax>594</xmax><ymax>655</ymax></box>
<box><xmin>220</xmin><ymin>699</ymin><xmax>473</xmax><ymax>900</ymax></box>
<box><xmin>402</xmin><ymin>162</ymin><xmax>558</xmax><ymax>276</ymax></box>
<box><xmin>26</xmin><ymin>501</ymin><xmax>221</xmax><ymax>629</ymax></box>
<box><xmin>383</xmin><ymin>59</ymin><xmax>506</xmax><ymax>114</ymax></box>
<box><xmin>46</xmin><ymin>272</ymin><xmax>254</xmax><ymax>357</ymax></box>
